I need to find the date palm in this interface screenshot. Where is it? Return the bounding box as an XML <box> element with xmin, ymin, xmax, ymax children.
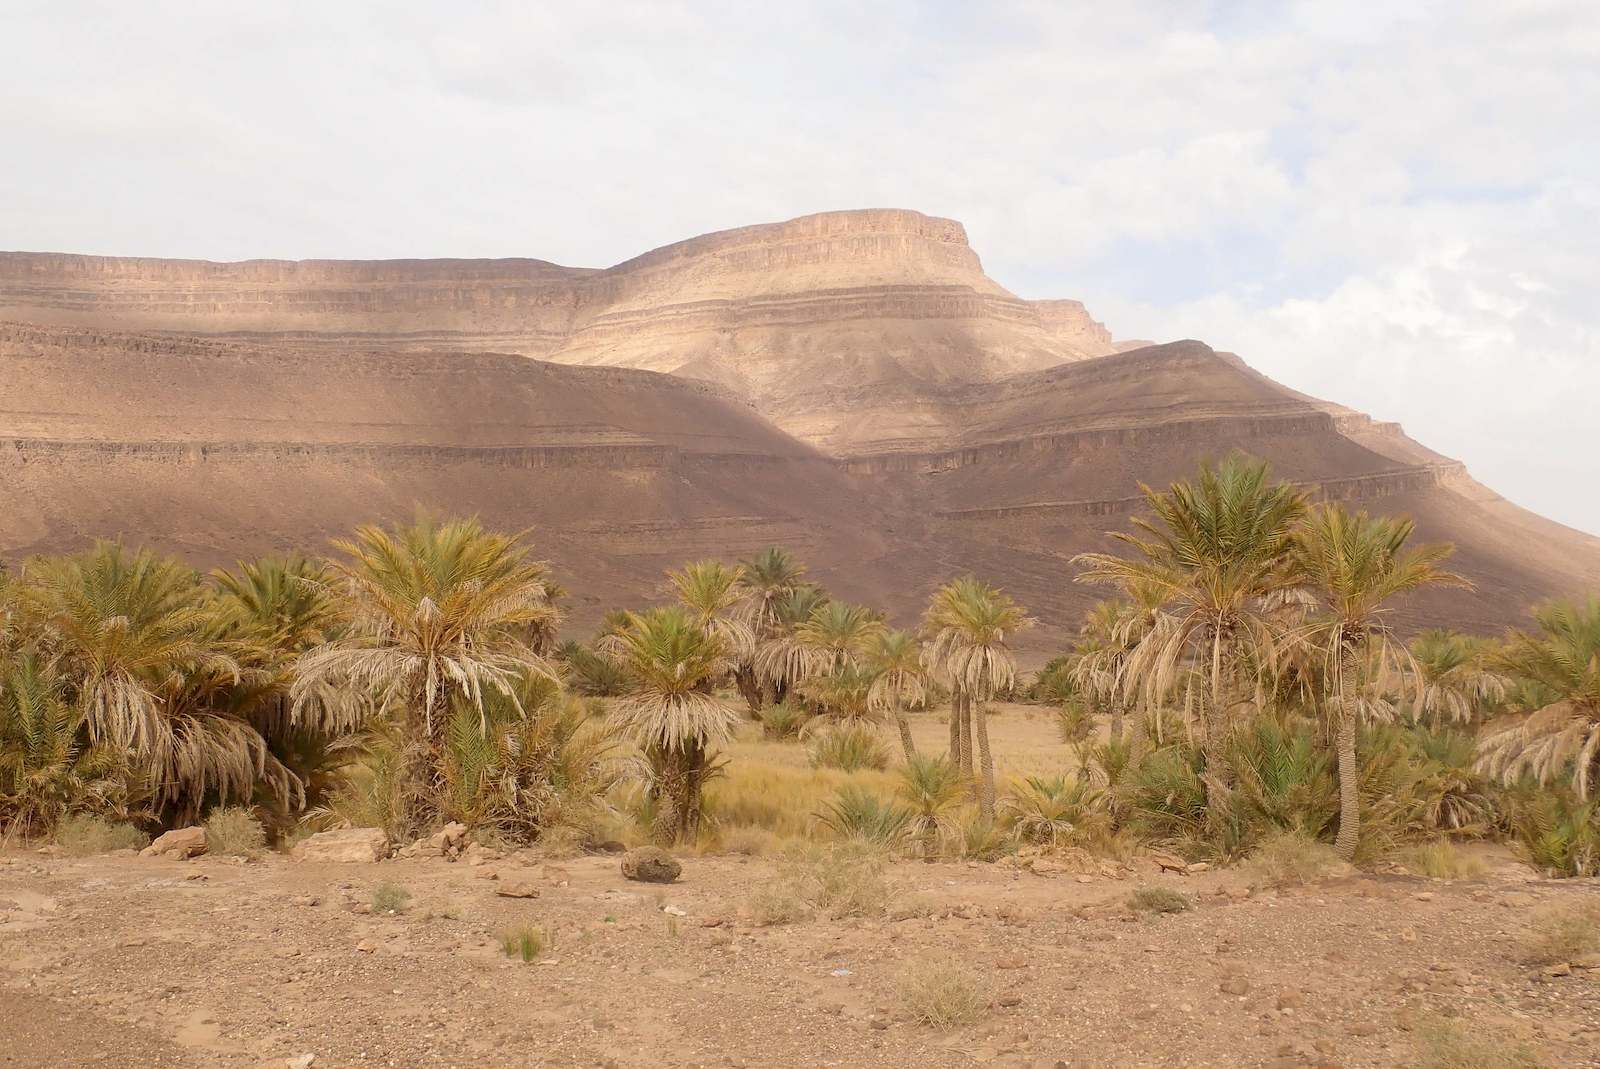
<box><xmin>1478</xmin><ymin>596</ymin><xmax>1600</xmax><ymax>799</ymax></box>
<box><xmin>1408</xmin><ymin>629</ymin><xmax>1507</xmax><ymax>726</ymax></box>
<box><xmin>607</xmin><ymin>606</ymin><xmax>740</xmax><ymax>844</ymax></box>
<box><xmin>1290</xmin><ymin>503</ymin><xmax>1467</xmax><ymax>859</ymax></box>
<box><xmin>1074</xmin><ymin>455</ymin><xmax>1308</xmax><ymax>804</ymax></box>
<box><xmin>922</xmin><ymin>577</ymin><xmax>1030</xmax><ymax>823</ymax></box>
<box><xmin>732</xmin><ymin>547</ymin><xmax>808</xmax><ymax>710</ymax></box>
<box><xmin>867</xmin><ymin>629</ymin><xmax>925</xmax><ymax>761</ymax></box>
<box><xmin>750</xmin><ymin>586</ymin><xmax>830</xmax><ymax>702</ymax></box>
<box><xmin>668</xmin><ymin>559</ymin><xmax>754</xmax><ymax>663</ymax></box>
<box><xmin>292</xmin><ymin>517</ymin><xmax>561</xmax><ymax>837</ymax></box>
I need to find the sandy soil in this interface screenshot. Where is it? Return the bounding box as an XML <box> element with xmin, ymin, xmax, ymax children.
<box><xmin>3</xmin><ymin>837</ymin><xmax>1598</xmax><ymax>1069</ymax></box>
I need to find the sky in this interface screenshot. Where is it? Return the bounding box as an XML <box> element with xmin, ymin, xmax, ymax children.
<box><xmin>3</xmin><ymin>1</ymin><xmax>1597</xmax><ymax>533</ymax></box>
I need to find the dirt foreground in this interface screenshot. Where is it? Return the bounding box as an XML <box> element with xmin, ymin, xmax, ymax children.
<box><xmin>3</xmin><ymin>844</ymin><xmax>1598</xmax><ymax>1069</ymax></box>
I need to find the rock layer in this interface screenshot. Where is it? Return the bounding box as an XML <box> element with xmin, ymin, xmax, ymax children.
<box><xmin>3</xmin><ymin>210</ymin><xmax>1597</xmax><ymax>647</ymax></box>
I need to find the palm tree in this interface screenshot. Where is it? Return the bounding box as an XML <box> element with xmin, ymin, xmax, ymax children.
<box><xmin>1408</xmin><ymin>629</ymin><xmax>1508</xmax><ymax>726</ymax></box>
<box><xmin>292</xmin><ymin>517</ymin><xmax>560</xmax><ymax>837</ymax></box>
<box><xmin>922</xmin><ymin>577</ymin><xmax>1031</xmax><ymax>823</ymax></box>
<box><xmin>1290</xmin><ymin>503</ymin><xmax>1467</xmax><ymax>859</ymax></box>
<box><xmin>1074</xmin><ymin>455</ymin><xmax>1308</xmax><ymax>803</ymax></box>
<box><xmin>16</xmin><ymin>541</ymin><xmax>294</xmax><ymax>823</ymax></box>
<box><xmin>732</xmin><ymin>547</ymin><xmax>808</xmax><ymax>710</ymax></box>
<box><xmin>668</xmin><ymin>559</ymin><xmax>754</xmax><ymax>669</ymax></box>
<box><xmin>607</xmin><ymin>606</ymin><xmax>740</xmax><ymax>845</ymax></box>
<box><xmin>750</xmin><ymin>586</ymin><xmax>830</xmax><ymax>704</ymax></box>
<box><xmin>867</xmin><ymin>630</ymin><xmax>926</xmax><ymax>761</ymax></box>
<box><xmin>1478</xmin><ymin>596</ymin><xmax>1600</xmax><ymax>799</ymax></box>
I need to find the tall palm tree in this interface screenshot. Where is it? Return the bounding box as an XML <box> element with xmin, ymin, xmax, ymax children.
<box><xmin>731</xmin><ymin>547</ymin><xmax>808</xmax><ymax>710</ymax></box>
<box><xmin>1074</xmin><ymin>455</ymin><xmax>1308</xmax><ymax>803</ymax></box>
<box><xmin>1290</xmin><ymin>503</ymin><xmax>1467</xmax><ymax>859</ymax></box>
<box><xmin>292</xmin><ymin>517</ymin><xmax>560</xmax><ymax>837</ymax></box>
<box><xmin>867</xmin><ymin>629</ymin><xmax>926</xmax><ymax>761</ymax></box>
<box><xmin>668</xmin><ymin>559</ymin><xmax>754</xmax><ymax>663</ymax></box>
<box><xmin>922</xmin><ymin>577</ymin><xmax>1030</xmax><ymax>823</ymax></box>
<box><xmin>1408</xmin><ymin>629</ymin><xmax>1508</xmax><ymax>726</ymax></box>
<box><xmin>607</xmin><ymin>606</ymin><xmax>740</xmax><ymax>844</ymax></box>
<box><xmin>1478</xmin><ymin>596</ymin><xmax>1600</xmax><ymax>799</ymax></box>
<box><xmin>1069</xmin><ymin>588</ymin><xmax>1162</xmax><ymax>745</ymax></box>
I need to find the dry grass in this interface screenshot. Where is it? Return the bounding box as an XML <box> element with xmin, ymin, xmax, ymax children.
<box><xmin>1402</xmin><ymin>840</ymin><xmax>1488</xmax><ymax>881</ymax></box>
<box><xmin>1241</xmin><ymin>829</ymin><xmax>1349</xmax><ymax>888</ymax></box>
<box><xmin>371</xmin><ymin>881</ymin><xmax>412</xmax><ymax>915</ymax></box>
<box><xmin>1413</xmin><ymin>1019</ymin><xmax>1544</xmax><ymax>1069</ymax></box>
<box><xmin>55</xmin><ymin>814</ymin><xmax>149</xmax><ymax>856</ymax></box>
<box><xmin>1521</xmin><ymin>901</ymin><xmax>1600</xmax><ymax>966</ymax></box>
<box><xmin>897</xmin><ymin>956</ymin><xmax>992</xmax><ymax>1029</ymax></box>
<box><xmin>499</xmin><ymin>924</ymin><xmax>548</xmax><ymax>962</ymax></box>
<box><xmin>203</xmin><ymin>807</ymin><xmax>266</xmax><ymax>858</ymax></box>
<box><xmin>747</xmin><ymin>844</ymin><xmax>892</xmax><ymax>925</ymax></box>
<box><xmin>1129</xmin><ymin>886</ymin><xmax>1191</xmax><ymax>914</ymax></box>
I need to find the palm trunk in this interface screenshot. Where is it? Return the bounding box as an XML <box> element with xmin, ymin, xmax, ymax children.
<box><xmin>1109</xmin><ymin>692</ymin><xmax>1125</xmax><ymax>745</ymax></box>
<box><xmin>893</xmin><ymin>699</ymin><xmax>917</xmax><ymax>763</ymax></box>
<box><xmin>734</xmin><ymin>665</ymin><xmax>763</xmax><ymax>715</ymax></box>
<box><xmin>948</xmin><ymin>689</ymin><xmax>963</xmax><ymax>766</ymax></box>
<box><xmin>974</xmin><ymin>698</ymin><xmax>996</xmax><ymax>824</ymax></box>
<box><xmin>959</xmin><ymin>692</ymin><xmax>975</xmax><ymax>780</ymax></box>
<box><xmin>1334</xmin><ymin>655</ymin><xmax>1361</xmax><ymax>861</ymax></box>
<box><xmin>650</xmin><ymin>746</ymin><xmax>686</xmax><ymax>846</ymax></box>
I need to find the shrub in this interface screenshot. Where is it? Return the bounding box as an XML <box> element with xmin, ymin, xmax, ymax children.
<box><xmin>1401</xmin><ymin>840</ymin><xmax>1487</xmax><ymax>880</ymax></box>
<box><xmin>1128</xmin><ymin>886</ymin><xmax>1191</xmax><ymax>914</ymax></box>
<box><xmin>758</xmin><ymin>702</ymin><xmax>810</xmax><ymax>741</ymax></box>
<box><xmin>1412</xmin><ymin>1019</ymin><xmax>1544</xmax><ymax>1069</ymax></box>
<box><xmin>371</xmin><ymin>882</ymin><xmax>412</xmax><ymax>914</ymax></box>
<box><xmin>807</xmin><ymin>724</ymin><xmax>890</xmax><ymax>772</ymax></box>
<box><xmin>1521</xmin><ymin>902</ymin><xmax>1600</xmax><ymax>966</ymax></box>
<box><xmin>500</xmin><ymin>924</ymin><xmax>548</xmax><ymax>962</ymax></box>
<box><xmin>55</xmin><ymin>814</ymin><xmax>149</xmax><ymax>856</ymax></box>
<box><xmin>898</xmin><ymin>957</ymin><xmax>991</xmax><ymax>1029</ymax></box>
<box><xmin>717</xmin><ymin>826</ymin><xmax>784</xmax><ymax>856</ymax></box>
<box><xmin>747</xmin><ymin>845</ymin><xmax>891</xmax><ymax>925</ymax></box>
<box><xmin>204</xmin><ymin>806</ymin><xmax>266</xmax><ymax>858</ymax></box>
<box><xmin>1003</xmin><ymin>774</ymin><xmax>1108</xmax><ymax>847</ymax></box>
<box><xmin>1512</xmin><ymin>793</ymin><xmax>1599</xmax><ymax>877</ymax></box>
<box><xmin>896</xmin><ymin>754</ymin><xmax>966</xmax><ymax>848</ymax></box>
<box><xmin>954</xmin><ymin>817</ymin><xmax>1013</xmax><ymax>861</ymax></box>
<box><xmin>1241</xmin><ymin>829</ymin><xmax>1348</xmax><ymax>888</ymax></box>
<box><xmin>557</xmin><ymin>641</ymin><xmax>627</xmax><ymax>697</ymax></box>
<box><xmin>814</xmin><ymin>785</ymin><xmax>911</xmax><ymax>846</ymax></box>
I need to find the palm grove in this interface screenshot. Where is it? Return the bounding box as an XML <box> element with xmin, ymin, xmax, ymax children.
<box><xmin>2</xmin><ymin>456</ymin><xmax>1596</xmax><ymax>876</ymax></box>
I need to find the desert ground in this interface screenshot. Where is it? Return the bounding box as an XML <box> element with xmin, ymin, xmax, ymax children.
<box><xmin>4</xmin><ymin>712</ymin><xmax>1597</xmax><ymax>1069</ymax></box>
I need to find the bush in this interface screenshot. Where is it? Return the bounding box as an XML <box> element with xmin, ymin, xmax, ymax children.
<box><xmin>371</xmin><ymin>881</ymin><xmax>412</xmax><ymax>914</ymax></box>
<box><xmin>1412</xmin><ymin>1019</ymin><xmax>1544</xmax><ymax>1069</ymax></box>
<box><xmin>55</xmin><ymin>814</ymin><xmax>149</xmax><ymax>856</ymax></box>
<box><xmin>1128</xmin><ymin>886</ymin><xmax>1191</xmax><ymax>914</ymax></box>
<box><xmin>807</xmin><ymin>724</ymin><xmax>890</xmax><ymax>772</ymax></box>
<box><xmin>1512</xmin><ymin>793</ymin><xmax>1599</xmax><ymax>877</ymax></box>
<box><xmin>1241</xmin><ymin>829</ymin><xmax>1348</xmax><ymax>888</ymax></box>
<box><xmin>896</xmin><ymin>755</ymin><xmax>966</xmax><ymax>848</ymax></box>
<box><xmin>500</xmin><ymin>924</ymin><xmax>548</xmax><ymax>962</ymax></box>
<box><xmin>557</xmin><ymin>641</ymin><xmax>627</xmax><ymax>697</ymax></box>
<box><xmin>954</xmin><ymin>817</ymin><xmax>1013</xmax><ymax>861</ymax></box>
<box><xmin>898</xmin><ymin>957</ymin><xmax>991</xmax><ymax>1029</ymax></box>
<box><xmin>1003</xmin><ymin>774</ymin><xmax>1108</xmax><ymax>847</ymax></box>
<box><xmin>814</xmin><ymin>785</ymin><xmax>911</xmax><ymax>846</ymax></box>
<box><xmin>1401</xmin><ymin>840</ymin><xmax>1487</xmax><ymax>880</ymax></box>
<box><xmin>1521</xmin><ymin>902</ymin><xmax>1600</xmax><ymax>966</ymax></box>
<box><xmin>747</xmin><ymin>845</ymin><xmax>891</xmax><ymax>925</ymax></box>
<box><xmin>204</xmin><ymin>806</ymin><xmax>266</xmax><ymax>858</ymax></box>
<box><xmin>758</xmin><ymin>702</ymin><xmax>810</xmax><ymax>741</ymax></box>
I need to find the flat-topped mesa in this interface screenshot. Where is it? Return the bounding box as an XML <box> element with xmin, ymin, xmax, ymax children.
<box><xmin>0</xmin><ymin>209</ymin><xmax>1121</xmax><ymax>441</ymax></box>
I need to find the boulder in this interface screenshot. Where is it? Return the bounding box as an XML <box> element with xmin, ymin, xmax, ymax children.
<box><xmin>140</xmin><ymin>826</ymin><xmax>207</xmax><ymax>859</ymax></box>
<box><xmin>621</xmin><ymin>846</ymin><xmax>681</xmax><ymax>884</ymax></box>
<box><xmin>293</xmin><ymin>827</ymin><xmax>389</xmax><ymax>864</ymax></box>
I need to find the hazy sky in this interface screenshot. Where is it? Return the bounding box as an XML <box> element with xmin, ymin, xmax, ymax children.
<box><xmin>4</xmin><ymin>2</ymin><xmax>1596</xmax><ymax>533</ymax></box>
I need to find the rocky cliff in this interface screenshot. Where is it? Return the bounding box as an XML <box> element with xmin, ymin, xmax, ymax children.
<box><xmin>3</xmin><ymin>211</ymin><xmax>1597</xmax><ymax>646</ymax></box>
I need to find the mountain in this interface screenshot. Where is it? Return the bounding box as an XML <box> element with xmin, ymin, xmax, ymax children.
<box><xmin>3</xmin><ymin>209</ymin><xmax>1597</xmax><ymax>650</ymax></box>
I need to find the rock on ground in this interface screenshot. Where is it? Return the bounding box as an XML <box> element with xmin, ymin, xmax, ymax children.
<box><xmin>293</xmin><ymin>827</ymin><xmax>388</xmax><ymax>863</ymax></box>
<box><xmin>621</xmin><ymin>846</ymin><xmax>681</xmax><ymax>883</ymax></box>
<box><xmin>139</xmin><ymin>826</ymin><xmax>207</xmax><ymax>859</ymax></box>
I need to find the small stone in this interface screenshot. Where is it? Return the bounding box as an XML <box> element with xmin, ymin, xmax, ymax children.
<box><xmin>1220</xmin><ymin>977</ymin><xmax>1250</xmax><ymax>996</ymax></box>
<box><xmin>1413</xmin><ymin>892</ymin><xmax>1435</xmax><ymax>902</ymax></box>
<box><xmin>1398</xmin><ymin>927</ymin><xmax>1417</xmax><ymax>943</ymax></box>
<box><xmin>998</xmin><ymin>995</ymin><xmax>1022</xmax><ymax>1008</ymax></box>
<box><xmin>699</xmin><ymin>916</ymin><xmax>725</xmax><ymax>928</ymax></box>
<box><xmin>662</xmin><ymin>905</ymin><xmax>688</xmax><ymax>917</ymax></box>
<box><xmin>355</xmin><ymin>940</ymin><xmax>375</xmax><ymax>954</ymax></box>
<box><xmin>620</xmin><ymin>847</ymin><xmax>681</xmax><ymax>884</ymax></box>
<box><xmin>286</xmin><ymin>1055</ymin><xmax>316</xmax><ymax>1069</ymax></box>
<box><xmin>1541</xmin><ymin>962</ymin><xmax>1573</xmax><ymax>979</ymax></box>
<box><xmin>494</xmin><ymin>882</ymin><xmax>540</xmax><ymax>899</ymax></box>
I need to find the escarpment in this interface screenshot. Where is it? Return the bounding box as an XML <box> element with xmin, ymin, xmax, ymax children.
<box><xmin>4</xmin><ymin>209</ymin><xmax>1598</xmax><ymax>645</ymax></box>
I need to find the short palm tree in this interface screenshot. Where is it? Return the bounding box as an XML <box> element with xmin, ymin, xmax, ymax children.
<box><xmin>1408</xmin><ymin>629</ymin><xmax>1507</xmax><ymax>726</ymax></box>
<box><xmin>607</xmin><ymin>606</ymin><xmax>740</xmax><ymax>844</ymax></box>
<box><xmin>732</xmin><ymin>547</ymin><xmax>808</xmax><ymax>710</ymax></box>
<box><xmin>1290</xmin><ymin>503</ymin><xmax>1467</xmax><ymax>858</ymax></box>
<box><xmin>668</xmin><ymin>559</ymin><xmax>754</xmax><ymax>661</ymax></box>
<box><xmin>1478</xmin><ymin>596</ymin><xmax>1600</xmax><ymax>799</ymax></box>
<box><xmin>750</xmin><ymin>586</ymin><xmax>830</xmax><ymax>703</ymax></box>
<box><xmin>867</xmin><ymin>630</ymin><xmax>926</xmax><ymax>761</ymax></box>
<box><xmin>292</xmin><ymin>517</ymin><xmax>560</xmax><ymax>837</ymax></box>
<box><xmin>1074</xmin><ymin>455</ymin><xmax>1308</xmax><ymax>803</ymax></box>
<box><xmin>922</xmin><ymin>577</ymin><xmax>1031</xmax><ymax>823</ymax></box>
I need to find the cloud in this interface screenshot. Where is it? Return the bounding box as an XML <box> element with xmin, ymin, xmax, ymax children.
<box><xmin>0</xmin><ymin>0</ymin><xmax>1595</xmax><ymax>530</ymax></box>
